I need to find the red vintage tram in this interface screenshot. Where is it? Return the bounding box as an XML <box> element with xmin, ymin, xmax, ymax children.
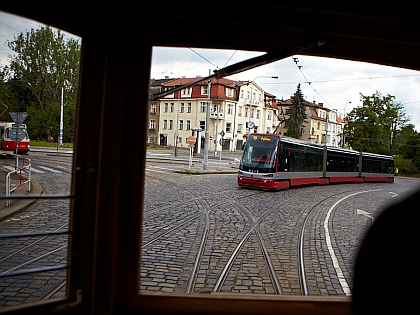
<box><xmin>0</xmin><ymin>121</ymin><xmax>30</xmax><ymax>156</ymax></box>
<box><xmin>238</xmin><ymin>134</ymin><xmax>394</xmax><ymax>190</ymax></box>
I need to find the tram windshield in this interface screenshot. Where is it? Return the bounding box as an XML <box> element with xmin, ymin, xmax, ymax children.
<box><xmin>240</xmin><ymin>135</ymin><xmax>279</xmax><ymax>173</ymax></box>
<box><xmin>6</xmin><ymin>127</ymin><xmax>29</xmax><ymax>140</ymax></box>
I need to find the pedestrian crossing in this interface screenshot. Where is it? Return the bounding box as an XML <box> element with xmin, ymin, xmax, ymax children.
<box><xmin>2</xmin><ymin>165</ymin><xmax>62</xmax><ymax>174</ymax></box>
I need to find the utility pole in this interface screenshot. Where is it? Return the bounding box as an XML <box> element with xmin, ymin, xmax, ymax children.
<box><xmin>59</xmin><ymin>87</ymin><xmax>64</xmax><ymax>145</ymax></box>
<box><xmin>214</xmin><ymin>104</ymin><xmax>219</xmax><ymax>157</ymax></box>
<box><xmin>203</xmin><ymin>71</ymin><xmax>211</xmax><ymax>170</ymax></box>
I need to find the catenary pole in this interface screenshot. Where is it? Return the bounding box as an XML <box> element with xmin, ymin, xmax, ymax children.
<box><xmin>203</xmin><ymin>71</ymin><xmax>211</xmax><ymax>170</ymax></box>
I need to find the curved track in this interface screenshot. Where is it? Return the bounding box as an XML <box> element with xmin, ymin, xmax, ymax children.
<box><xmin>141</xmin><ymin>168</ymin><xmax>413</xmax><ymax>295</ymax></box>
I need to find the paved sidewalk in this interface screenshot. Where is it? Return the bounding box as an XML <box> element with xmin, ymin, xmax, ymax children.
<box><xmin>146</xmin><ymin>147</ymin><xmax>242</xmax><ymax>174</ymax></box>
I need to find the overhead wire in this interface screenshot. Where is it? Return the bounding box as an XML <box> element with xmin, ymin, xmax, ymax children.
<box><xmin>188</xmin><ymin>47</ymin><xmax>243</xmax><ymax>81</ymax></box>
<box><xmin>292</xmin><ymin>56</ymin><xmax>334</xmax><ymax>109</ymax></box>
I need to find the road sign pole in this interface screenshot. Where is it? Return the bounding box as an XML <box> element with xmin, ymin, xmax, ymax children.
<box><xmin>9</xmin><ymin>112</ymin><xmax>28</xmax><ymax>170</ymax></box>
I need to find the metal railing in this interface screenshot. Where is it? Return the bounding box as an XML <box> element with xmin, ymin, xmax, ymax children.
<box><xmin>5</xmin><ymin>156</ymin><xmax>31</xmax><ymax>207</ymax></box>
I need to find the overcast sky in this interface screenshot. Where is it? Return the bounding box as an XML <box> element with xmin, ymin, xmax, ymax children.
<box><xmin>2</xmin><ymin>10</ymin><xmax>420</xmax><ymax>131</ymax></box>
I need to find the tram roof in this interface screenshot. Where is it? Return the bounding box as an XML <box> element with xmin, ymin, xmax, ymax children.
<box><xmin>276</xmin><ymin>135</ymin><xmax>393</xmax><ymax>159</ymax></box>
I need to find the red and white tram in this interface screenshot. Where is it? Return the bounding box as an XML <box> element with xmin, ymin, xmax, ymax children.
<box><xmin>238</xmin><ymin>133</ymin><xmax>394</xmax><ymax>190</ymax></box>
<box><xmin>0</xmin><ymin>121</ymin><xmax>30</xmax><ymax>156</ymax></box>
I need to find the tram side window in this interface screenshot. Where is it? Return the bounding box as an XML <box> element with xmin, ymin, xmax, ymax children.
<box><xmin>326</xmin><ymin>153</ymin><xmax>358</xmax><ymax>172</ymax></box>
<box><xmin>287</xmin><ymin>145</ymin><xmax>323</xmax><ymax>172</ymax></box>
<box><xmin>362</xmin><ymin>158</ymin><xmax>392</xmax><ymax>173</ymax></box>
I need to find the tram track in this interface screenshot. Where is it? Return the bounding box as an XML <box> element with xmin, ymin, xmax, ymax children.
<box><xmin>143</xmin><ymin>172</ymin><xmax>214</xmax><ymax>293</ymax></box>
<box><xmin>142</xmin><ymin>171</ymin><xmax>267</xmax><ymax>293</ymax></box>
<box><xmin>212</xmin><ymin>201</ymin><xmax>284</xmax><ymax>294</ymax></box>
<box><xmin>297</xmin><ymin>188</ymin><xmax>385</xmax><ymax>296</ymax></box>
<box><xmin>0</xmin><ymin>153</ymin><xmax>72</xmax><ymax>303</ymax></box>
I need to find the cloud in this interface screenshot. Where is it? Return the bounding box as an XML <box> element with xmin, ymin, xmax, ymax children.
<box><xmin>2</xmin><ymin>10</ymin><xmax>419</xmax><ymax>131</ymax></box>
<box><xmin>152</xmin><ymin>47</ymin><xmax>420</xmax><ymax>131</ymax></box>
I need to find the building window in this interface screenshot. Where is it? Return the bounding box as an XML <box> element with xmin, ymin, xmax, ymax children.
<box><xmin>240</xmin><ymin>90</ymin><xmax>244</xmax><ymax>98</ymax></box>
<box><xmin>169</xmin><ymin>120</ymin><xmax>173</xmax><ymax>129</ymax></box>
<box><xmin>238</xmin><ymin>106</ymin><xmax>242</xmax><ymax>116</ymax></box>
<box><xmin>186</xmin><ymin>120</ymin><xmax>191</xmax><ymax>130</ymax></box>
<box><xmin>182</xmin><ymin>87</ymin><xmax>191</xmax><ymax>97</ymax></box>
<box><xmin>149</xmin><ymin>120</ymin><xmax>156</xmax><ymax>130</ymax></box>
<box><xmin>245</xmin><ymin>108</ymin><xmax>248</xmax><ymax>117</ymax></box>
<box><xmin>267</xmin><ymin>110</ymin><xmax>272</xmax><ymax>120</ymax></box>
<box><xmin>187</xmin><ymin>103</ymin><xmax>192</xmax><ymax>113</ymax></box>
<box><xmin>256</xmin><ymin>109</ymin><xmax>260</xmax><ymax>119</ymax></box>
<box><xmin>164</xmin><ymin>103</ymin><xmax>168</xmax><ymax>112</ymax></box>
<box><xmin>163</xmin><ymin>120</ymin><xmax>167</xmax><ymax>129</ymax></box>
<box><xmin>226</xmin><ymin>122</ymin><xmax>232</xmax><ymax>132</ymax></box>
<box><xmin>150</xmin><ymin>103</ymin><xmax>156</xmax><ymax>114</ymax></box>
<box><xmin>200</xmin><ymin>102</ymin><xmax>206</xmax><ymax>112</ymax></box>
<box><xmin>227</xmin><ymin>104</ymin><xmax>233</xmax><ymax>115</ymax></box>
<box><xmin>226</xmin><ymin>87</ymin><xmax>233</xmax><ymax>97</ymax></box>
<box><xmin>179</xmin><ymin>120</ymin><xmax>183</xmax><ymax>130</ymax></box>
<box><xmin>180</xmin><ymin>103</ymin><xmax>184</xmax><ymax>112</ymax></box>
<box><xmin>250</xmin><ymin>108</ymin><xmax>254</xmax><ymax>118</ymax></box>
<box><xmin>237</xmin><ymin>123</ymin><xmax>243</xmax><ymax>133</ymax></box>
<box><xmin>202</xmin><ymin>85</ymin><xmax>208</xmax><ymax>95</ymax></box>
<box><xmin>200</xmin><ymin>120</ymin><xmax>205</xmax><ymax>130</ymax></box>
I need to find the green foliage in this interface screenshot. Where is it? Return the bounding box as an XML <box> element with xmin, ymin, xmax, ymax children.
<box><xmin>412</xmin><ymin>151</ymin><xmax>420</xmax><ymax>170</ymax></box>
<box><xmin>0</xmin><ymin>26</ymin><xmax>80</xmax><ymax>141</ymax></box>
<box><xmin>286</xmin><ymin>84</ymin><xmax>308</xmax><ymax>139</ymax></box>
<box><xmin>393</xmin><ymin>124</ymin><xmax>420</xmax><ymax>159</ymax></box>
<box><xmin>345</xmin><ymin>91</ymin><xmax>409</xmax><ymax>155</ymax></box>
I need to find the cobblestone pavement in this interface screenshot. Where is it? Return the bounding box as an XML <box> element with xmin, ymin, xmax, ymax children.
<box><xmin>141</xmin><ymin>167</ymin><xmax>419</xmax><ymax>295</ymax></box>
<box><xmin>1</xmin><ymin>150</ymin><xmax>419</xmax><ymax>308</ymax></box>
<box><xmin>0</xmin><ymin>153</ymin><xmax>71</xmax><ymax>307</ymax></box>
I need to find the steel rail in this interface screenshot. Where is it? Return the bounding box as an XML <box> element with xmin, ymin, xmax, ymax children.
<box><xmin>0</xmin><ymin>245</ymin><xmax>68</xmax><ymax>277</ymax></box>
<box><xmin>212</xmin><ymin>199</ymin><xmax>292</xmax><ymax>293</ymax></box>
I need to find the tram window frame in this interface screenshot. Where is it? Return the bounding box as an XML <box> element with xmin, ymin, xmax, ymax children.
<box><xmin>2</xmin><ymin>3</ymin><xmax>417</xmax><ymax>315</ymax></box>
<box><xmin>0</xmin><ymin>13</ymin><xmax>80</xmax><ymax>315</ymax></box>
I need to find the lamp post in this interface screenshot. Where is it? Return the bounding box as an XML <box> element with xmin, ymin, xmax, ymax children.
<box><xmin>203</xmin><ymin>71</ymin><xmax>211</xmax><ymax>170</ymax></box>
<box><xmin>342</xmin><ymin>101</ymin><xmax>351</xmax><ymax>148</ymax></box>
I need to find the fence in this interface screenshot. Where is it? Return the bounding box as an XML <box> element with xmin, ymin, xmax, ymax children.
<box><xmin>5</xmin><ymin>157</ymin><xmax>31</xmax><ymax>207</ymax></box>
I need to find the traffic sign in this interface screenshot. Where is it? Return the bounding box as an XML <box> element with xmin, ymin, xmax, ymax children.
<box><xmin>9</xmin><ymin>112</ymin><xmax>28</xmax><ymax>126</ymax></box>
<box><xmin>187</xmin><ymin>136</ymin><xmax>196</xmax><ymax>145</ymax></box>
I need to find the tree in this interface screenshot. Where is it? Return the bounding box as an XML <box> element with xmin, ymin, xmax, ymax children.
<box><xmin>1</xmin><ymin>26</ymin><xmax>80</xmax><ymax>141</ymax></box>
<box><xmin>286</xmin><ymin>84</ymin><xmax>307</xmax><ymax>138</ymax></box>
<box><xmin>345</xmin><ymin>91</ymin><xmax>409</xmax><ymax>155</ymax></box>
<box><xmin>394</xmin><ymin>124</ymin><xmax>420</xmax><ymax>159</ymax></box>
